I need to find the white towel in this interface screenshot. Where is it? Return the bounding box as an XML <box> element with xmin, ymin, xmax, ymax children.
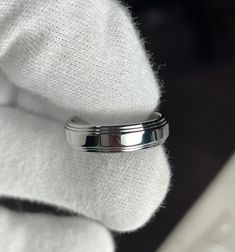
<box><xmin>0</xmin><ymin>0</ymin><xmax>171</xmax><ymax>251</ymax></box>
<box><xmin>0</xmin><ymin>206</ymin><xmax>114</xmax><ymax>252</ymax></box>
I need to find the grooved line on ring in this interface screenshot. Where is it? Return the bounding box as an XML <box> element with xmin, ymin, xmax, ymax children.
<box><xmin>65</xmin><ymin>119</ymin><xmax>168</xmax><ymax>134</ymax></box>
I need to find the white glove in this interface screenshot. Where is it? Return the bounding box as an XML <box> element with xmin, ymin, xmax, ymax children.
<box><xmin>0</xmin><ymin>0</ymin><xmax>171</xmax><ymax>251</ymax></box>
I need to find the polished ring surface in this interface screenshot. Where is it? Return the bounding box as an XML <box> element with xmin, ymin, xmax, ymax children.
<box><xmin>65</xmin><ymin>112</ymin><xmax>169</xmax><ymax>153</ymax></box>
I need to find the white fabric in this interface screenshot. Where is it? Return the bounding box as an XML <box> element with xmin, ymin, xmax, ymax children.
<box><xmin>0</xmin><ymin>207</ymin><xmax>114</xmax><ymax>252</ymax></box>
<box><xmin>0</xmin><ymin>106</ymin><xmax>170</xmax><ymax>231</ymax></box>
<box><xmin>0</xmin><ymin>0</ymin><xmax>160</xmax><ymax>124</ymax></box>
<box><xmin>0</xmin><ymin>0</ymin><xmax>171</xmax><ymax>251</ymax></box>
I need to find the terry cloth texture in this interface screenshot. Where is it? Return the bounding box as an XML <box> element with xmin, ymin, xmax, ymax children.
<box><xmin>0</xmin><ymin>0</ymin><xmax>170</xmax><ymax>250</ymax></box>
<box><xmin>0</xmin><ymin>206</ymin><xmax>114</xmax><ymax>252</ymax></box>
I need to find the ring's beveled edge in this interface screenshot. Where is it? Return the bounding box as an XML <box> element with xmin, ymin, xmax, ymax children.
<box><xmin>65</xmin><ymin>113</ymin><xmax>168</xmax><ymax>134</ymax></box>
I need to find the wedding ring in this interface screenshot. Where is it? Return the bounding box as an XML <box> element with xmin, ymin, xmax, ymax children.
<box><xmin>65</xmin><ymin>111</ymin><xmax>169</xmax><ymax>153</ymax></box>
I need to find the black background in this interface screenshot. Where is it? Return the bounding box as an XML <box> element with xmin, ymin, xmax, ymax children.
<box><xmin>115</xmin><ymin>0</ymin><xmax>235</xmax><ymax>251</ymax></box>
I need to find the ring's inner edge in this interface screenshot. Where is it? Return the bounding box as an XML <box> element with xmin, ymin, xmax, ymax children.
<box><xmin>66</xmin><ymin>112</ymin><xmax>164</xmax><ymax>133</ymax></box>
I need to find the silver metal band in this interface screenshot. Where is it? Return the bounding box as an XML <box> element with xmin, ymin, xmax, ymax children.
<box><xmin>65</xmin><ymin>112</ymin><xmax>169</xmax><ymax>153</ymax></box>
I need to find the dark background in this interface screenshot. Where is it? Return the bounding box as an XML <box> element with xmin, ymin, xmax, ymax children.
<box><xmin>115</xmin><ymin>0</ymin><xmax>235</xmax><ymax>251</ymax></box>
